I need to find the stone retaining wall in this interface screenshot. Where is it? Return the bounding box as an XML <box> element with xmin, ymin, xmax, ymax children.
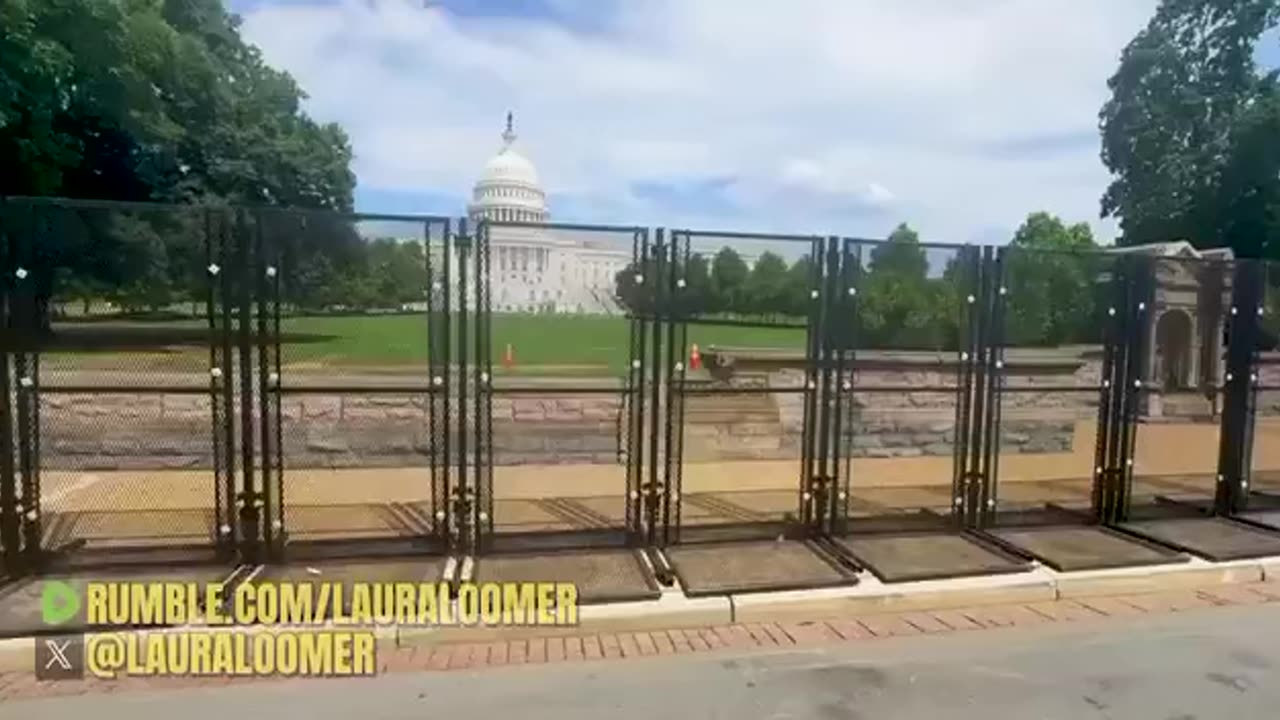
<box><xmin>763</xmin><ymin>357</ymin><xmax>1098</xmax><ymax>460</ymax></box>
<box><xmin>40</xmin><ymin>393</ymin><xmax>631</xmax><ymax>470</ymax></box>
<box><xmin>40</xmin><ymin>391</ymin><xmax>1081</xmax><ymax>470</ymax></box>
<box><xmin>38</xmin><ymin>354</ymin><xmax>1100</xmax><ymax>470</ymax></box>
<box><xmin>33</xmin><ymin>349</ymin><xmax>1280</xmax><ymax>471</ymax></box>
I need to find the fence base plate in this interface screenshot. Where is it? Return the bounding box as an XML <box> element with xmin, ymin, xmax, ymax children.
<box><xmin>831</xmin><ymin>532</ymin><xmax>1028</xmax><ymax>583</ymax></box>
<box><xmin>472</xmin><ymin>549</ymin><xmax>659</xmax><ymax>604</ymax></box>
<box><xmin>666</xmin><ymin>540</ymin><xmax>856</xmax><ymax>597</ymax></box>
<box><xmin>986</xmin><ymin>525</ymin><xmax>1185</xmax><ymax>571</ymax></box>
<box><xmin>1117</xmin><ymin>517</ymin><xmax>1280</xmax><ymax>561</ymax></box>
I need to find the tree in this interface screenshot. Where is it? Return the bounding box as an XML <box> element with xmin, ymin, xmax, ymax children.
<box><xmin>0</xmin><ymin>0</ymin><xmax>358</xmax><ymax>320</ymax></box>
<box><xmin>709</xmin><ymin>247</ymin><xmax>749</xmax><ymax>315</ymax></box>
<box><xmin>743</xmin><ymin>251</ymin><xmax>789</xmax><ymax>317</ymax></box>
<box><xmin>613</xmin><ymin>257</ymin><xmax>651</xmax><ymax>316</ymax></box>
<box><xmin>860</xmin><ymin>223</ymin><xmax>944</xmax><ymax>349</ymax></box>
<box><xmin>782</xmin><ymin>255</ymin><xmax>815</xmax><ymax>317</ymax></box>
<box><xmin>0</xmin><ymin>0</ymin><xmax>179</xmax><ymax>198</ymax></box>
<box><xmin>1003</xmin><ymin>212</ymin><xmax>1101</xmax><ymax>346</ymax></box>
<box><xmin>678</xmin><ymin>252</ymin><xmax>712</xmax><ymax>316</ymax></box>
<box><xmin>1215</xmin><ymin>75</ymin><xmax>1280</xmax><ymax>258</ymax></box>
<box><xmin>362</xmin><ymin>238</ymin><xmax>429</xmax><ymax>307</ymax></box>
<box><xmin>1266</xmin><ymin>263</ymin><xmax>1280</xmax><ymax>349</ymax></box>
<box><xmin>1</xmin><ymin>0</ymin><xmax>355</xmax><ymax>208</ymax></box>
<box><xmin>1099</xmin><ymin>0</ymin><xmax>1280</xmax><ymax>256</ymax></box>
<box><xmin>869</xmin><ymin>223</ymin><xmax>929</xmax><ymax>278</ymax></box>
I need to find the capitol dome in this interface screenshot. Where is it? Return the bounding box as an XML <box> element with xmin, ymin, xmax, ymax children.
<box><xmin>467</xmin><ymin>113</ymin><xmax>549</xmax><ymax>224</ymax></box>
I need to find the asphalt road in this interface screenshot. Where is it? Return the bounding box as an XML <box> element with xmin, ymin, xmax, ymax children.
<box><xmin>8</xmin><ymin>603</ymin><xmax>1280</xmax><ymax>720</ymax></box>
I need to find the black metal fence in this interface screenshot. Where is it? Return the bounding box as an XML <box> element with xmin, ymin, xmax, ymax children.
<box><xmin>0</xmin><ymin>196</ymin><xmax>1276</xmax><ymax>578</ymax></box>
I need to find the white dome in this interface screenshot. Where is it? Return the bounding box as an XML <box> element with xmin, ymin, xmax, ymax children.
<box><xmin>480</xmin><ymin>147</ymin><xmax>540</xmax><ymax>187</ymax></box>
<box><xmin>468</xmin><ymin>113</ymin><xmax>549</xmax><ymax>224</ymax></box>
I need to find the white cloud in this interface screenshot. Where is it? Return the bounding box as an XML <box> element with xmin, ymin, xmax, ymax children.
<box><xmin>778</xmin><ymin>159</ymin><xmax>894</xmax><ymax>207</ymax></box>
<box><xmin>238</xmin><ymin>0</ymin><xmax>1158</xmax><ymax>244</ymax></box>
<box><xmin>864</xmin><ymin>183</ymin><xmax>895</xmax><ymax>207</ymax></box>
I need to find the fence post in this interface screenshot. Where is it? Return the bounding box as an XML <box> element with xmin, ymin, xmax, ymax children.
<box><xmin>647</xmin><ymin>230</ymin><xmax>665</xmax><ymax>547</ymax></box>
<box><xmin>234</xmin><ymin>208</ymin><xmax>260</xmax><ymax>565</ymax></box>
<box><xmin>980</xmin><ymin>247</ymin><xmax>1008</xmax><ymax>527</ymax></box>
<box><xmin>1216</xmin><ymin>259</ymin><xmax>1264</xmax><ymax>515</ymax></box>
<box><xmin>13</xmin><ymin>203</ymin><xmax>41</xmax><ymax>569</ymax></box>
<box><xmin>254</xmin><ymin>209</ymin><xmax>281</xmax><ymax>560</ymax></box>
<box><xmin>0</xmin><ymin>198</ymin><xmax>18</xmax><ymax>575</ymax></box>
<box><xmin>1093</xmin><ymin>259</ymin><xmax>1122</xmax><ymax>521</ymax></box>
<box><xmin>623</xmin><ymin>228</ymin><xmax>647</xmax><ymax>545</ymax></box>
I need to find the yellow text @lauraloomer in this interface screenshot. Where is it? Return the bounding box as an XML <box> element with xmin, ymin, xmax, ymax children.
<box><xmin>85</xmin><ymin>630</ymin><xmax>376</xmax><ymax>679</ymax></box>
<box><xmin>84</xmin><ymin>581</ymin><xmax>580</xmax><ymax>627</ymax></box>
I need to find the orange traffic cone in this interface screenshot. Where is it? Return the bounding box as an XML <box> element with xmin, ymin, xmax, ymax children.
<box><xmin>503</xmin><ymin>343</ymin><xmax>515</xmax><ymax>369</ymax></box>
<box><xmin>689</xmin><ymin>343</ymin><xmax>702</xmax><ymax>371</ymax></box>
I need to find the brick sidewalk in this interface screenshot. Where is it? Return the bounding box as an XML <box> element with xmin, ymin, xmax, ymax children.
<box><xmin>3</xmin><ymin>582</ymin><xmax>1279</xmax><ymax>703</ymax></box>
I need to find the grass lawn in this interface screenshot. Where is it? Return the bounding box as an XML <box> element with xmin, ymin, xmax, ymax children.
<box><xmin>283</xmin><ymin>313</ymin><xmax>804</xmax><ymax>375</ymax></box>
<box><xmin>47</xmin><ymin>313</ymin><xmax>805</xmax><ymax>376</ymax></box>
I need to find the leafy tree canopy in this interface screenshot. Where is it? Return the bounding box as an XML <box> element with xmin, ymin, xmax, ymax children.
<box><xmin>1004</xmin><ymin>212</ymin><xmax>1103</xmax><ymax>346</ymax></box>
<box><xmin>1</xmin><ymin>0</ymin><xmax>359</xmax><ymax>315</ymax></box>
<box><xmin>1099</xmin><ymin>0</ymin><xmax>1280</xmax><ymax>258</ymax></box>
<box><xmin>0</xmin><ymin>0</ymin><xmax>355</xmax><ymax>208</ymax></box>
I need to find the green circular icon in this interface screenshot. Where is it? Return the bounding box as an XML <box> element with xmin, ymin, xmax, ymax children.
<box><xmin>41</xmin><ymin>580</ymin><xmax>81</xmax><ymax>626</ymax></box>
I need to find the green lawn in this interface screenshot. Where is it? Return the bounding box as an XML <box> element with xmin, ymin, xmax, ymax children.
<box><xmin>46</xmin><ymin>313</ymin><xmax>805</xmax><ymax>375</ymax></box>
<box><xmin>282</xmin><ymin>313</ymin><xmax>804</xmax><ymax>375</ymax></box>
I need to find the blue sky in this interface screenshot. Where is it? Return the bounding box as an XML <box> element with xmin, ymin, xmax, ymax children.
<box><xmin>229</xmin><ymin>1</ymin><xmax>1280</xmax><ymax>245</ymax></box>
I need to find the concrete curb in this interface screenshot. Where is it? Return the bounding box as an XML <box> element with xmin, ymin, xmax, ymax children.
<box><xmin>729</xmin><ymin>570</ymin><xmax>1058</xmax><ymax>622</ymax></box>
<box><xmin>1</xmin><ymin>554</ymin><xmax>1277</xmax><ymax>667</ymax></box>
<box><xmin>387</xmin><ymin>554</ymin><xmax>1280</xmax><ymax>644</ymax></box>
<box><xmin>1052</xmin><ymin>558</ymin><xmax>1264</xmax><ymax>598</ymax></box>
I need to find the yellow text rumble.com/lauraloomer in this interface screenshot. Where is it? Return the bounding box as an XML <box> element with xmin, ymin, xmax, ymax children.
<box><xmin>83</xmin><ymin>581</ymin><xmax>580</xmax><ymax>627</ymax></box>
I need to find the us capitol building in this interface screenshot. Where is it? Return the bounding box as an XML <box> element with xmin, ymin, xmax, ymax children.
<box><xmin>458</xmin><ymin>114</ymin><xmax>630</xmax><ymax>314</ymax></box>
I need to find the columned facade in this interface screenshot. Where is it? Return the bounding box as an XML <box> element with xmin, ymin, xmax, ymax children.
<box><xmin>1115</xmin><ymin>242</ymin><xmax>1234</xmax><ymax>419</ymax></box>
<box><xmin>463</xmin><ymin>114</ymin><xmax>628</xmax><ymax>314</ymax></box>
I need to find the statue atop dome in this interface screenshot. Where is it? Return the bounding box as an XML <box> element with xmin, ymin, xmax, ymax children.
<box><xmin>502</xmin><ymin>111</ymin><xmax>516</xmax><ymax>148</ymax></box>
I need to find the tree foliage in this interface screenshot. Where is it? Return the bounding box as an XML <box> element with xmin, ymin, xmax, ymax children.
<box><xmin>743</xmin><ymin>251</ymin><xmax>788</xmax><ymax>316</ymax></box>
<box><xmin>859</xmin><ymin>223</ymin><xmax>949</xmax><ymax>349</ymax></box>
<box><xmin>611</xmin><ymin>218</ymin><xmax>1105</xmax><ymax>350</ymax></box>
<box><xmin>1</xmin><ymin>0</ymin><xmax>355</xmax><ymax>207</ymax></box>
<box><xmin>0</xmin><ymin>0</ymin><xmax>360</xmax><ymax>315</ymax></box>
<box><xmin>709</xmin><ymin>247</ymin><xmax>749</xmax><ymax>314</ymax></box>
<box><xmin>1099</xmin><ymin>0</ymin><xmax>1280</xmax><ymax>258</ymax></box>
<box><xmin>1003</xmin><ymin>213</ymin><xmax>1104</xmax><ymax>347</ymax></box>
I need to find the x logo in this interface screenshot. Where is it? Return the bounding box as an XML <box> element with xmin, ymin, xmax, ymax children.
<box><xmin>44</xmin><ymin>639</ymin><xmax>73</xmax><ymax>670</ymax></box>
<box><xmin>35</xmin><ymin>635</ymin><xmax>83</xmax><ymax>680</ymax></box>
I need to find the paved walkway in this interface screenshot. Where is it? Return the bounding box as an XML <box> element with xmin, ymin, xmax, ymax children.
<box><xmin>2</xmin><ymin>580</ymin><xmax>1279</xmax><ymax>703</ymax></box>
